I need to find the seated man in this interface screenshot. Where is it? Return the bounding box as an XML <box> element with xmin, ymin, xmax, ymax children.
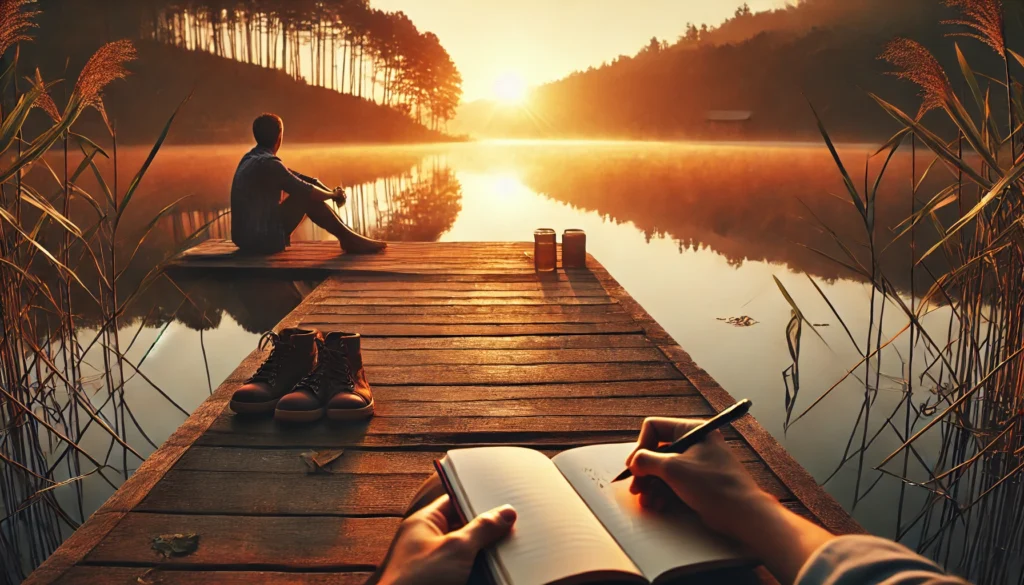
<box><xmin>230</xmin><ymin>113</ymin><xmax>387</xmax><ymax>254</ymax></box>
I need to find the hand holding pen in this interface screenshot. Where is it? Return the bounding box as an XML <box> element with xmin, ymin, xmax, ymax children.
<box><xmin>614</xmin><ymin>399</ymin><xmax>752</xmax><ymax>482</ymax></box>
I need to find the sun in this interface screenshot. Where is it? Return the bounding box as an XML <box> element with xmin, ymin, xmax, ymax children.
<box><xmin>492</xmin><ymin>71</ymin><xmax>528</xmax><ymax>104</ymax></box>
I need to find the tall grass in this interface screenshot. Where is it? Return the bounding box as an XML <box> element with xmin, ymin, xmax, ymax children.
<box><xmin>783</xmin><ymin>1</ymin><xmax>1024</xmax><ymax>582</ymax></box>
<box><xmin>0</xmin><ymin>3</ymin><xmax>215</xmax><ymax>582</ymax></box>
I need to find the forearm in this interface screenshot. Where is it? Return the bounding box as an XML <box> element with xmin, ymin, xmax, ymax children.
<box><xmin>310</xmin><ymin>186</ymin><xmax>335</xmax><ymax>202</ymax></box>
<box><xmin>736</xmin><ymin>495</ymin><xmax>835</xmax><ymax>585</ymax></box>
<box><xmin>289</xmin><ymin>169</ymin><xmax>331</xmax><ymax>191</ymax></box>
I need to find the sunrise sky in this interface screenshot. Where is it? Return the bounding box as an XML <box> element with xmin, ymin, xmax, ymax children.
<box><xmin>373</xmin><ymin>0</ymin><xmax>792</xmax><ymax>102</ymax></box>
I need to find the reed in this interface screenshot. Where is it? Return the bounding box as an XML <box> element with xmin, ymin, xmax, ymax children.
<box><xmin>782</xmin><ymin>0</ymin><xmax>1024</xmax><ymax>581</ymax></box>
<box><xmin>0</xmin><ymin>4</ymin><xmax>215</xmax><ymax>582</ymax></box>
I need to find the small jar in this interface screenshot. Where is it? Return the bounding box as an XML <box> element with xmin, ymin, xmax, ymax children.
<box><xmin>534</xmin><ymin>228</ymin><xmax>557</xmax><ymax>272</ymax></box>
<box><xmin>563</xmin><ymin>229</ymin><xmax>587</xmax><ymax>268</ymax></box>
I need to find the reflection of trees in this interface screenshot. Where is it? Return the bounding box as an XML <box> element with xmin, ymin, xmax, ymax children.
<box><xmin>302</xmin><ymin>161</ymin><xmax>462</xmax><ymax>243</ymax></box>
<box><xmin>171</xmin><ymin>276</ymin><xmax>312</xmax><ymax>333</ymax></box>
<box><xmin>516</xmin><ymin>144</ymin><xmax>946</xmax><ymax>293</ymax></box>
<box><xmin>377</xmin><ymin>167</ymin><xmax>462</xmax><ymax>241</ymax></box>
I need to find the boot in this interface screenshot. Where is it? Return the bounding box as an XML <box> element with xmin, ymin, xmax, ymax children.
<box><xmin>230</xmin><ymin>328</ymin><xmax>321</xmax><ymax>415</ymax></box>
<box><xmin>275</xmin><ymin>332</ymin><xmax>375</xmax><ymax>423</ymax></box>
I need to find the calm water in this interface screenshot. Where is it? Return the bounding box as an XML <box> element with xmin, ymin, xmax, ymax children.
<box><xmin>48</xmin><ymin>140</ymin><xmax>955</xmax><ymax>546</ymax></box>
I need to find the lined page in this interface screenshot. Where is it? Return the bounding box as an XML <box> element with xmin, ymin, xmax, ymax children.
<box><xmin>444</xmin><ymin>447</ymin><xmax>643</xmax><ymax>585</ymax></box>
<box><xmin>553</xmin><ymin>443</ymin><xmax>744</xmax><ymax>582</ymax></box>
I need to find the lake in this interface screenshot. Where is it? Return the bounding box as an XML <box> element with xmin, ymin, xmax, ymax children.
<box><xmin>37</xmin><ymin>139</ymin><xmax>955</xmax><ymax>552</ymax></box>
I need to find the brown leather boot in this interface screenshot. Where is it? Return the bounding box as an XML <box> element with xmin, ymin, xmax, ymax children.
<box><xmin>275</xmin><ymin>332</ymin><xmax>375</xmax><ymax>423</ymax></box>
<box><xmin>230</xmin><ymin>328</ymin><xmax>321</xmax><ymax>415</ymax></box>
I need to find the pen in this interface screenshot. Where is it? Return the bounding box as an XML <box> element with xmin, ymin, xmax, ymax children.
<box><xmin>611</xmin><ymin>399</ymin><xmax>753</xmax><ymax>483</ymax></box>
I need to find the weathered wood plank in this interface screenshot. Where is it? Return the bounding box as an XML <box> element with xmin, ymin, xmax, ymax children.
<box><xmin>175</xmin><ymin>447</ymin><xmax>452</xmax><ymax>474</ymax></box>
<box><xmin>198</xmin><ymin>415</ymin><xmax>738</xmax><ymax>448</ymax></box>
<box><xmin>371</xmin><ymin>381</ymin><xmax>697</xmax><ymax>401</ymax></box>
<box><xmin>297</xmin><ymin>322</ymin><xmax>643</xmax><ymax>336</ymax></box>
<box><xmin>313</xmin><ymin>296</ymin><xmax>616</xmax><ymax>306</ymax></box>
<box><xmin>316</xmin><ymin>289</ymin><xmax>612</xmax><ymax>298</ymax></box>
<box><xmin>324</xmin><ymin>280</ymin><xmax>606</xmax><ymax>292</ymax></box>
<box><xmin>358</xmin><ymin>335</ymin><xmax>653</xmax><ymax>350</ymax></box>
<box><xmin>54</xmin><ymin>568</ymin><xmax>373</xmax><ymax>585</ymax></box>
<box><xmin>373</xmin><ymin>396</ymin><xmax>711</xmax><ymax>418</ymax></box>
<box><xmin>313</xmin><ymin>304</ymin><xmax>625</xmax><ymax>315</ymax></box>
<box><xmin>137</xmin><ymin>471</ymin><xmax>428</xmax><ymax>515</ymax></box>
<box><xmin>84</xmin><ymin>514</ymin><xmax>398</xmax><ymax>569</ymax></box>
<box><xmin>361</xmin><ymin>363</ymin><xmax>683</xmax><ymax>385</ymax></box>
<box><xmin>174</xmin><ymin>444</ymin><xmax>761</xmax><ymax>475</ymax></box>
<box><xmin>361</xmin><ymin>348</ymin><xmax>668</xmax><ymax>366</ymax></box>
<box><xmin>303</xmin><ymin>313</ymin><xmax>633</xmax><ymax>325</ymax></box>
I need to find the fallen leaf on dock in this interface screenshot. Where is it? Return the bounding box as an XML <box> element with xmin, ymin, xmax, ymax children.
<box><xmin>717</xmin><ymin>316</ymin><xmax>758</xmax><ymax>327</ymax></box>
<box><xmin>301</xmin><ymin>449</ymin><xmax>345</xmax><ymax>473</ymax></box>
<box><xmin>152</xmin><ymin>533</ymin><xmax>199</xmax><ymax>558</ymax></box>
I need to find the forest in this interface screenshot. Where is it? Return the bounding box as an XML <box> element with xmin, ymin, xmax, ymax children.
<box><xmin>455</xmin><ymin>0</ymin><xmax>1023</xmax><ymax>141</ymax></box>
<box><xmin>22</xmin><ymin>0</ymin><xmax>462</xmax><ymax>143</ymax></box>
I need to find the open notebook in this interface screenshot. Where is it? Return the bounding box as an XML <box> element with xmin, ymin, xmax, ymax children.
<box><xmin>435</xmin><ymin>443</ymin><xmax>751</xmax><ymax>585</ymax></box>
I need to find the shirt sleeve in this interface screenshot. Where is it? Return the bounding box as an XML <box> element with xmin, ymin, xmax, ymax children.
<box><xmin>268</xmin><ymin>158</ymin><xmax>315</xmax><ymax>198</ymax></box>
<box><xmin>796</xmin><ymin>536</ymin><xmax>970</xmax><ymax>585</ymax></box>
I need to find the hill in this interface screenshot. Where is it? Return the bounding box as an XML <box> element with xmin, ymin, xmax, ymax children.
<box><xmin>22</xmin><ymin>39</ymin><xmax>449</xmax><ymax>145</ymax></box>
<box><xmin>453</xmin><ymin>0</ymin><xmax>1020</xmax><ymax>142</ymax></box>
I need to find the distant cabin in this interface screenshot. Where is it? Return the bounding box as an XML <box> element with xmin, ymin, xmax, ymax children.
<box><xmin>705</xmin><ymin>110</ymin><xmax>753</xmax><ymax>138</ymax></box>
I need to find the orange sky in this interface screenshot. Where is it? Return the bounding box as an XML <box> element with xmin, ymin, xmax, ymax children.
<box><xmin>373</xmin><ymin>0</ymin><xmax>791</xmax><ymax>102</ymax></box>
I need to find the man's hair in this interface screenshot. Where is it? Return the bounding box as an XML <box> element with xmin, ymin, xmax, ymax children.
<box><xmin>253</xmin><ymin>113</ymin><xmax>283</xmax><ymax>148</ymax></box>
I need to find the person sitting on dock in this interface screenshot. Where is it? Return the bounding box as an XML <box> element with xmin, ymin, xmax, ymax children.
<box><xmin>230</xmin><ymin>113</ymin><xmax>387</xmax><ymax>255</ymax></box>
<box><xmin>373</xmin><ymin>417</ymin><xmax>971</xmax><ymax>585</ymax></box>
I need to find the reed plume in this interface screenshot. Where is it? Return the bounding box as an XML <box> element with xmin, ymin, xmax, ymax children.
<box><xmin>29</xmin><ymin>67</ymin><xmax>60</xmax><ymax>122</ymax></box>
<box><xmin>943</xmin><ymin>0</ymin><xmax>1005</xmax><ymax>54</ymax></box>
<box><xmin>71</xmin><ymin>39</ymin><xmax>137</xmax><ymax>130</ymax></box>
<box><xmin>0</xmin><ymin>0</ymin><xmax>38</xmax><ymax>56</ymax></box>
<box><xmin>880</xmin><ymin>38</ymin><xmax>952</xmax><ymax>118</ymax></box>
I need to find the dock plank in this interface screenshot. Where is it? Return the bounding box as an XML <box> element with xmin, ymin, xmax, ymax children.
<box><xmin>370</xmin><ymin>381</ymin><xmax>699</xmax><ymax>401</ymax></box>
<box><xmin>357</xmin><ymin>335</ymin><xmax>653</xmax><ymax>350</ymax></box>
<box><xmin>85</xmin><ymin>514</ymin><xmax>397</xmax><ymax>569</ymax></box>
<box><xmin>29</xmin><ymin>241</ymin><xmax>858</xmax><ymax>585</ymax></box>
<box><xmin>360</xmin><ymin>363</ymin><xmax>684</xmax><ymax>385</ymax></box>
<box><xmin>54</xmin><ymin>568</ymin><xmax>373</xmax><ymax>585</ymax></box>
<box><xmin>361</xmin><ymin>348</ymin><xmax>669</xmax><ymax>365</ymax></box>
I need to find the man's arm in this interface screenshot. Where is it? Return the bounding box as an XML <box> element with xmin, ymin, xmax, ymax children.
<box><xmin>289</xmin><ymin>168</ymin><xmax>328</xmax><ymax>190</ymax></box>
<box><xmin>269</xmin><ymin>160</ymin><xmax>336</xmax><ymax>202</ymax></box>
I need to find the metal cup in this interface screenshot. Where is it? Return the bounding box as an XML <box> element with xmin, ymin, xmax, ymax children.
<box><xmin>562</xmin><ymin>229</ymin><xmax>586</xmax><ymax>268</ymax></box>
<box><xmin>534</xmin><ymin>229</ymin><xmax>557</xmax><ymax>272</ymax></box>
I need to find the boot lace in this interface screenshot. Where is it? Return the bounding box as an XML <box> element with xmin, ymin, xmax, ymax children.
<box><xmin>296</xmin><ymin>339</ymin><xmax>354</xmax><ymax>401</ymax></box>
<box><xmin>247</xmin><ymin>331</ymin><xmax>293</xmax><ymax>385</ymax></box>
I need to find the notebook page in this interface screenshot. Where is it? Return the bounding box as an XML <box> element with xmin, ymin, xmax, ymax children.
<box><xmin>553</xmin><ymin>443</ymin><xmax>744</xmax><ymax>582</ymax></box>
<box><xmin>445</xmin><ymin>447</ymin><xmax>643</xmax><ymax>585</ymax></box>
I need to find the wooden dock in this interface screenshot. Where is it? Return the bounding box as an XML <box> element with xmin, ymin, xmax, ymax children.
<box><xmin>28</xmin><ymin>241</ymin><xmax>859</xmax><ymax>585</ymax></box>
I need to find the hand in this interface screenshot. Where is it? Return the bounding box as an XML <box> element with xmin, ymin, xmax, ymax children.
<box><xmin>626</xmin><ymin>417</ymin><xmax>835</xmax><ymax>584</ymax></box>
<box><xmin>625</xmin><ymin>417</ymin><xmax>774</xmax><ymax>541</ymax></box>
<box><xmin>377</xmin><ymin>495</ymin><xmax>517</xmax><ymax>585</ymax></box>
<box><xmin>332</xmin><ymin>187</ymin><xmax>347</xmax><ymax>204</ymax></box>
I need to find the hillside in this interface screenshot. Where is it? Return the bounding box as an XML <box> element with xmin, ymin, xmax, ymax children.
<box><xmin>454</xmin><ymin>0</ymin><xmax>1019</xmax><ymax>142</ymax></box>
<box><xmin>23</xmin><ymin>41</ymin><xmax>449</xmax><ymax>146</ymax></box>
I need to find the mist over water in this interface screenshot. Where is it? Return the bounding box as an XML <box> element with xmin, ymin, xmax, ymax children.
<box><xmin>40</xmin><ymin>139</ymin><xmax>956</xmax><ymax>545</ymax></box>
